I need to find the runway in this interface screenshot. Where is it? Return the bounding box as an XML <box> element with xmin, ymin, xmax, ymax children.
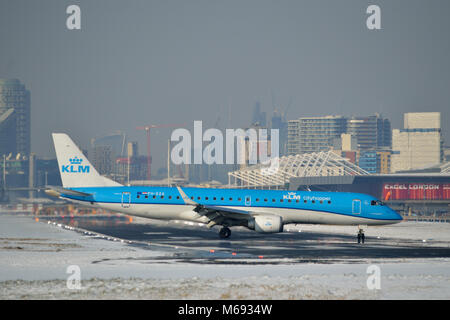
<box><xmin>2</xmin><ymin>214</ymin><xmax>450</xmax><ymax>299</ymax></box>
<box><xmin>39</xmin><ymin>215</ymin><xmax>450</xmax><ymax>264</ymax></box>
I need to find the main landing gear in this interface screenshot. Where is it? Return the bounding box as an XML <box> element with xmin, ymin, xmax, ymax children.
<box><xmin>219</xmin><ymin>227</ymin><xmax>231</xmax><ymax>239</ymax></box>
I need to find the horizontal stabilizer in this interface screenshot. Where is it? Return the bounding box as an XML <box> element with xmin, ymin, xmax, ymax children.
<box><xmin>45</xmin><ymin>186</ymin><xmax>92</xmax><ymax>198</ymax></box>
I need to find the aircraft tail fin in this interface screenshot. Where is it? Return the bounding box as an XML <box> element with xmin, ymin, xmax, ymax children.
<box><xmin>52</xmin><ymin>133</ymin><xmax>122</xmax><ymax>188</ymax></box>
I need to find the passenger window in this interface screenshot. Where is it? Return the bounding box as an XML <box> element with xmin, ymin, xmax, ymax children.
<box><xmin>280</xmin><ymin>199</ymin><xmax>284</xmax><ymax>203</ymax></box>
<box><xmin>221</xmin><ymin>197</ymin><xmax>224</xmax><ymax>201</ymax></box>
<box><xmin>168</xmin><ymin>196</ymin><xmax>172</xmax><ymax>199</ymax></box>
<box><xmin>320</xmin><ymin>200</ymin><xmax>323</xmax><ymax>204</ymax></box>
<box><xmin>238</xmin><ymin>198</ymin><xmax>242</xmax><ymax>201</ymax></box>
<box><xmin>272</xmin><ymin>199</ymin><xmax>276</xmax><ymax>202</ymax></box>
<box><xmin>288</xmin><ymin>199</ymin><xmax>292</xmax><ymax>203</ymax></box>
<box><xmin>161</xmin><ymin>196</ymin><xmax>164</xmax><ymax>199</ymax></box>
<box><xmin>312</xmin><ymin>200</ymin><xmax>315</xmax><ymax>204</ymax></box>
<box><xmin>213</xmin><ymin>197</ymin><xmax>217</xmax><ymax>200</ymax></box>
<box><xmin>328</xmin><ymin>200</ymin><xmax>331</xmax><ymax>204</ymax></box>
<box><xmin>264</xmin><ymin>199</ymin><xmax>268</xmax><ymax>202</ymax></box>
<box><xmin>304</xmin><ymin>200</ymin><xmax>307</xmax><ymax>203</ymax></box>
<box><xmin>229</xmin><ymin>198</ymin><xmax>233</xmax><ymax>201</ymax></box>
<box><xmin>137</xmin><ymin>195</ymin><xmax>140</xmax><ymax>199</ymax></box>
<box><xmin>205</xmin><ymin>197</ymin><xmax>208</xmax><ymax>200</ymax></box>
<box><xmin>296</xmin><ymin>199</ymin><xmax>299</xmax><ymax>203</ymax></box>
<box><xmin>153</xmin><ymin>195</ymin><xmax>156</xmax><ymax>199</ymax></box>
<box><xmin>177</xmin><ymin>196</ymin><xmax>180</xmax><ymax>199</ymax></box>
<box><xmin>256</xmin><ymin>198</ymin><xmax>260</xmax><ymax>202</ymax></box>
<box><xmin>145</xmin><ymin>195</ymin><xmax>148</xmax><ymax>199</ymax></box>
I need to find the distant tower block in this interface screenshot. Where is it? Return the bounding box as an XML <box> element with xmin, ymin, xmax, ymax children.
<box><xmin>0</xmin><ymin>79</ymin><xmax>31</xmax><ymax>156</ymax></box>
<box><xmin>127</xmin><ymin>141</ymin><xmax>138</xmax><ymax>158</ymax></box>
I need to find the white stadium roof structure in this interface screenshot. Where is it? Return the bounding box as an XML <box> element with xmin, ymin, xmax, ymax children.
<box><xmin>227</xmin><ymin>150</ymin><xmax>371</xmax><ymax>188</ymax></box>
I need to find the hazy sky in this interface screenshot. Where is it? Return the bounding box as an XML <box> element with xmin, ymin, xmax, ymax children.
<box><xmin>1</xmin><ymin>0</ymin><xmax>449</xmax><ymax>171</ymax></box>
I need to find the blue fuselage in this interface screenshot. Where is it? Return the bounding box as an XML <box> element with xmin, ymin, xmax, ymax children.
<box><xmin>61</xmin><ymin>186</ymin><xmax>403</xmax><ymax>226</ymax></box>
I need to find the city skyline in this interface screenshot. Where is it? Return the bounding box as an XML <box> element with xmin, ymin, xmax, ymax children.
<box><xmin>1</xmin><ymin>0</ymin><xmax>449</xmax><ymax>172</ymax></box>
<box><xmin>0</xmin><ymin>77</ymin><xmax>447</xmax><ymax>176</ymax></box>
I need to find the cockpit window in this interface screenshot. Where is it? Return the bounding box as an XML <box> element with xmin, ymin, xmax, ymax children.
<box><xmin>371</xmin><ymin>200</ymin><xmax>384</xmax><ymax>206</ymax></box>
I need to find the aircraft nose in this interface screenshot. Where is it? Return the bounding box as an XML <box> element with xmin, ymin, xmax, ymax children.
<box><xmin>389</xmin><ymin>208</ymin><xmax>403</xmax><ymax>221</ymax></box>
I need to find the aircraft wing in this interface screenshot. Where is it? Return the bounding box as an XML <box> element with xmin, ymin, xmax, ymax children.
<box><xmin>176</xmin><ymin>186</ymin><xmax>251</xmax><ymax>226</ymax></box>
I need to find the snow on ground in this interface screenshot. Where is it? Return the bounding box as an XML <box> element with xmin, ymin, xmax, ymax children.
<box><xmin>0</xmin><ymin>214</ymin><xmax>169</xmax><ymax>281</ymax></box>
<box><xmin>1</xmin><ymin>214</ymin><xmax>450</xmax><ymax>299</ymax></box>
<box><xmin>2</xmin><ymin>262</ymin><xmax>450</xmax><ymax>299</ymax></box>
<box><xmin>285</xmin><ymin>221</ymin><xmax>450</xmax><ymax>243</ymax></box>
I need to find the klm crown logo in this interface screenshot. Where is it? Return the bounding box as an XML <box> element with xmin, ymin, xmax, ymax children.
<box><xmin>62</xmin><ymin>156</ymin><xmax>90</xmax><ymax>173</ymax></box>
<box><xmin>69</xmin><ymin>157</ymin><xmax>83</xmax><ymax>165</ymax></box>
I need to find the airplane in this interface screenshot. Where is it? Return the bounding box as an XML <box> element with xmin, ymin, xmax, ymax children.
<box><xmin>46</xmin><ymin>133</ymin><xmax>403</xmax><ymax>242</ymax></box>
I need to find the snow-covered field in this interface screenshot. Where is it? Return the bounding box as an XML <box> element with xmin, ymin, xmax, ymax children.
<box><xmin>1</xmin><ymin>214</ymin><xmax>450</xmax><ymax>299</ymax></box>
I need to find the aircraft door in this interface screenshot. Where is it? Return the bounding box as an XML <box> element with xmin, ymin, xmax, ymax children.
<box><xmin>122</xmin><ymin>192</ymin><xmax>131</xmax><ymax>208</ymax></box>
<box><xmin>352</xmin><ymin>199</ymin><xmax>361</xmax><ymax>214</ymax></box>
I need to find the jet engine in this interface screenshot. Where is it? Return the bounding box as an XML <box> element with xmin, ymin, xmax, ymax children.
<box><xmin>248</xmin><ymin>215</ymin><xmax>283</xmax><ymax>233</ymax></box>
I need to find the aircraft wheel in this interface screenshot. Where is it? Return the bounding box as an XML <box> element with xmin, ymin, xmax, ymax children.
<box><xmin>219</xmin><ymin>227</ymin><xmax>231</xmax><ymax>239</ymax></box>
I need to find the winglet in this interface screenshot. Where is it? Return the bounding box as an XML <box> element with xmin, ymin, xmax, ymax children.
<box><xmin>176</xmin><ymin>186</ymin><xmax>197</xmax><ymax>206</ymax></box>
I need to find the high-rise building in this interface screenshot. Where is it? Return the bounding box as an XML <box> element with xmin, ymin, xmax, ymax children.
<box><xmin>115</xmin><ymin>156</ymin><xmax>148</xmax><ymax>183</ymax></box>
<box><xmin>127</xmin><ymin>141</ymin><xmax>138</xmax><ymax>158</ymax></box>
<box><xmin>0</xmin><ymin>79</ymin><xmax>31</xmax><ymax>156</ymax></box>
<box><xmin>0</xmin><ymin>108</ymin><xmax>16</xmax><ymax>156</ymax></box>
<box><xmin>377</xmin><ymin>151</ymin><xmax>391</xmax><ymax>174</ymax></box>
<box><xmin>115</xmin><ymin>141</ymin><xmax>148</xmax><ymax>182</ymax></box>
<box><xmin>92</xmin><ymin>145</ymin><xmax>114</xmax><ymax>175</ymax></box>
<box><xmin>238</xmin><ymin>124</ymin><xmax>272</xmax><ymax>169</ymax></box>
<box><xmin>346</xmin><ymin>114</ymin><xmax>391</xmax><ymax>150</ymax></box>
<box><xmin>91</xmin><ymin>132</ymin><xmax>126</xmax><ymax>158</ymax></box>
<box><xmin>90</xmin><ymin>132</ymin><xmax>126</xmax><ymax>177</ymax></box>
<box><xmin>332</xmin><ymin>133</ymin><xmax>357</xmax><ymax>152</ymax></box>
<box><xmin>287</xmin><ymin>119</ymin><xmax>300</xmax><ymax>155</ymax></box>
<box><xmin>358</xmin><ymin>150</ymin><xmax>378</xmax><ymax>173</ymax></box>
<box><xmin>251</xmin><ymin>101</ymin><xmax>266</xmax><ymax>127</ymax></box>
<box><xmin>391</xmin><ymin>112</ymin><xmax>443</xmax><ymax>173</ymax></box>
<box><xmin>287</xmin><ymin>114</ymin><xmax>391</xmax><ymax>156</ymax></box>
<box><xmin>287</xmin><ymin>115</ymin><xmax>347</xmax><ymax>155</ymax></box>
<box><xmin>270</xmin><ymin>110</ymin><xmax>287</xmax><ymax>156</ymax></box>
<box><xmin>357</xmin><ymin>150</ymin><xmax>392</xmax><ymax>174</ymax></box>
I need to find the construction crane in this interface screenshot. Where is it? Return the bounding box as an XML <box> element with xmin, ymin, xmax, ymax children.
<box><xmin>137</xmin><ymin>123</ymin><xmax>186</xmax><ymax>181</ymax></box>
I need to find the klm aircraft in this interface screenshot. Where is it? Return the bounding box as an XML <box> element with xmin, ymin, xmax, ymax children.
<box><xmin>46</xmin><ymin>133</ymin><xmax>402</xmax><ymax>242</ymax></box>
